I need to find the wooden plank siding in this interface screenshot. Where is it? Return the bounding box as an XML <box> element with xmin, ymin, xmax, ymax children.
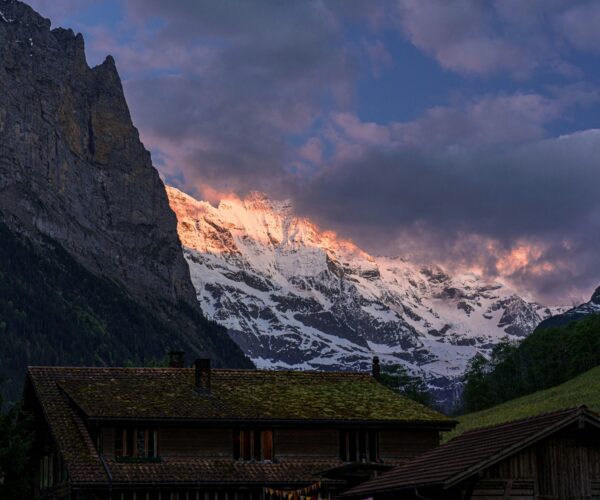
<box><xmin>379</xmin><ymin>429</ymin><xmax>440</xmax><ymax>461</ymax></box>
<box><xmin>158</xmin><ymin>429</ymin><xmax>233</xmax><ymax>458</ymax></box>
<box><xmin>474</xmin><ymin>427</ymin><xmax>600</xmax><ymax>500</ymax></box>
<box><xmin>470</xmin><ymin>479</ymin><xmax>535</xmax><ymax>499</ymax></box>
<box><xmin>99</xmin><ymin>427</ymin><xmax>442</xmax><ymax>462</ymax></box>
<box><xmin>101</xmin><ymin>427</ymin><xmax>115</xmax><ymax>456</ymax></box>
<box><xmin>274</xmin><ymin>429</ymin><xmax>338</xmax><ymax>458</ymax></box>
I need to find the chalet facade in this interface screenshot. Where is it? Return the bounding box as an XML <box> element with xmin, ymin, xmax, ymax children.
<box><xmin>343</xmin><ymin>405</ymin><xmax>600</xmax><ymax>499</ymax></box>
<box><xmin>22</xmin><ymin>355</ymin><xmax>455</xmax><ymax>500</ymax></box>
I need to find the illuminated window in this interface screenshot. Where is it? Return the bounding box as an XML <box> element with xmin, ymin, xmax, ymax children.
<box><xmin>233</xmin><ymin>429</ymin><xmax>273</xmax><ymax>461</ymax></box>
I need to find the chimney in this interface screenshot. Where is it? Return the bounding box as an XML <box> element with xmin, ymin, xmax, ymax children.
<box><xmin>194</xmin><ymin>358</ymin><xmax>211</xmax><ymax>393</ymax></box>
<box><xmin>372</xmin><ymin>356</ymin><xmax>381</xmax><ymax>381</ymax></box>
<box><xmin>168</xmin><ymin>351</ymin><xmax>185</xmax><ymax>368</ymax></box>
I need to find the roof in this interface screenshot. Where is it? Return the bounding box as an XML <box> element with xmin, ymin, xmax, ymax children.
<box><xmin>344</xmin><ymin>406</ymin><xmax>600</xmax><ymax>497</ymax></box>
<box><xmin>104</xmin><ymin>458</ymin><xmax>344</xmax><ymax>486</ymax></box>
<box><xmin>32</xmin><ymin>366</ymin><xmax>451</xmax><ymax>424</ymax></box>
<box><xmin>25</xmin><ymin>366</ymin><xmax>452</xmax><ymax>486</ymax></box>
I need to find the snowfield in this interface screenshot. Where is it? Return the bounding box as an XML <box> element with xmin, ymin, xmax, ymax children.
<box><xmin>167</xmin><ymin>186</ymin><xmax>565</xmax><ymax>409</ymax></box>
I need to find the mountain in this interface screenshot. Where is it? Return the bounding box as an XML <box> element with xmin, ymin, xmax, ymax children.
<box><xmin>451</xmin><ymin>365</ymin><xmax>600</xmax><ymax>439</ymax></box>
<box><xmin>0</xmin><ymin>0</ymin><xmax>252</xmax><ymax>401</ymax></box>
<box><xmin>167</xmin><ymin>187</ymin><xmax>563</xmax><ymax>408</ymax></box>
<box><xmin>535</xmin><ymin>285</ymin><xmax>600</xmax><ymax>330</ymax></box>
<box><xmin>0</xmin><ymin>0</ymin><xmax>193</xmax><ymax>311</ymax></box>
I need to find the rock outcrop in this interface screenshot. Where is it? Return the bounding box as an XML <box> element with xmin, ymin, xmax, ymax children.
<box><xmin>0</xmin><ymin>0</ymin><xmax>195</xmax><ymax>310</ymax></box>
<box><xmin>0</xmin><ymin>0</ymin><xmax>252</xmax><ymax>375</ymax></box>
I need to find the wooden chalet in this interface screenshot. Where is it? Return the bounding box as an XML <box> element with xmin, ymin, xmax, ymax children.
<box><xmin>343</xmin><ymin>405</ymin><xmax>600</xmax><ymax>499</ymax></box>
<box><xmin>22</xmin><ymin>355</ymin><xmax>455</xmax><ymax>500</ymax></box>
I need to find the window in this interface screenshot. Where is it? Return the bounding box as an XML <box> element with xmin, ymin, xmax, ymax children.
<box><xmin>233</xmin><ymin>429</ymin><xmax>273</xmax><ymax>461</ymax></box>
<box><xmin>115</xmin><ymin>428</ymin><xmax>158</xmax><ymax>458</ymax></box>
<box><xmin>39</xmin><ymin>454</ymin><xmax>54</xmax><ymax>490</ymax></box>
<box><xmin>339</xmin><ymin>430</ymin><xmax>379</xmax><ymax>462</ymax></box>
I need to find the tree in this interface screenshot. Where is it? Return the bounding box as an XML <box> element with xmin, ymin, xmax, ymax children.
<box><xmin>380</xmin><ymin>364</ymin><xmax>433</xmax><ymax>406</ymax></box>
<box><xmin>0</xmin><ymin>394</ymin><xmax>33</xmax><ymax>500</ymax></box>
<box><xmin>461</xmin><ymin>314</ymin><xmax>600</xmax><ymax>414</ymax></box>
<box><xmin>461</xmin><ymin>353</ymin><xmax>494</xmax><ymax>413</ymax></box>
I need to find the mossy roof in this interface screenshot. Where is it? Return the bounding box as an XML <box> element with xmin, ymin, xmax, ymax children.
<box><xmin>33</xmin><ymin>366</ymin><xmax>452</xmax><ymax>425</ymax></box>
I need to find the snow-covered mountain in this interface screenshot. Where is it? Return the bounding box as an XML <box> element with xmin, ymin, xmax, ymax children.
<box><xmin>167</xmin><ymin>186</ymin><xmax>564</xmax><ymax>408</ymax></box>
<box><xmin>536</xmin><ymin>286</ymin><xmax>600</xmax><ymax>330</ymax></box>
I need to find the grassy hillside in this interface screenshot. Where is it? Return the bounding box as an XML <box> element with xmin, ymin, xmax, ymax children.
<box><xmin>448</xmin><ymin>365</ymin><xmax>600</xmax><ymax>440</ymax></box>
<box><xmin>462</xmin><ymin>312</ymin><xmax>600</xmax><ymax>412</ymax></box>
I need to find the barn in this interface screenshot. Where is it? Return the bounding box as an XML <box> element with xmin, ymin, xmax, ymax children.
<box><xmin>343</xmin><ymin>406</ymin><xmax>600</xmax><ymax>499</ymax></box>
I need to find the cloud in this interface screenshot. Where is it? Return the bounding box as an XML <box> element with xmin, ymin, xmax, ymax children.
<box><xmin>362</xmin><ymin>39</ymin><xmax>394</xmax><ymax>78</ymax></box>
<box><xmin>90</xmin><ymin>0</ymin><xmax>358</xmax><ymax>198</ymax></box>
<box><xmin>295</xmin><ymin>109</ymin><xmax>600</xmax><ymax>302</ymax></box>
<box><xmin>393</xmin><ymin>0</ymin><xmax>600</xmax><ymax>78</ymax></box>
<box><xmin>394</xmin><ymin>0</ymin><xmax>536</xmax><ymax>77</ymax></box>
<box><xmin>25</xmin><ymin>0</ymin><xmax>84</xmax><ymax>26</ymax></box>
<box><xmin>324</xmin><ymin>87</ymin><xmax>598</xmax><ymax>160</ymax></box>
<box><xmin>559</xmin><ymin>1</ymin><xmax>600</xmax><ymax>53</ymax></box>
<box><xmin>22</xmin><ymin>0</ymin><xmax>600</xmax><ymax>303</ymax></box>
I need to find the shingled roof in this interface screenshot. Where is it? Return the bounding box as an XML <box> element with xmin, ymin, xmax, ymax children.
<box><xmin>104</xmin><ymin>458</ymin><xmax>345</xmax><ymax>486</ymax></box>
<box><xmin>33</xmin><ymin>366</ymin><xmax>452</xmax><ymax>424</ymax></box>
<box><xmin>343</xmin><ymin>406</ymin><xmax>600</xmax><ymax>497</ymax></box>
<box><xmin>25</xmin><ymin>366</ymin><xmax>452</xmax><ymax>486</ymax></box>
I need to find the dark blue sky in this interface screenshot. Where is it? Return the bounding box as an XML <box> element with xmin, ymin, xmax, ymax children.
<box><xmin>27</xmin><ymin>0</ymin><xmax>600</xmax><ymax>303</ymax></box>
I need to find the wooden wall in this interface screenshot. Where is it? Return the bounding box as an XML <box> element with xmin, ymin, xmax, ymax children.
<box><xmin>471</xmin><ymin>424</ymin><xmax>600</xmax><ymax>499</ymax></box>
<box><xmin>274</xmin><ymin>429</ymin><xmax>338</xmax><ymax>458</ymax></box>
<box><xmin>99</xmin><ymin>426</ymin><xmax>441</xmax><ymax>462</ymax></box>
<box><xmin>101</xmin><ymin>427</ymin><xmax>115</xmax><ymax>456</ymax></box>
<box><xmin>100</xmin><ymin>428</ymin><xmax>232</xmax><ymax>458</ymax></box>
<box><xmin>470</xmin><ymin>479</ymin><xmax>535</xmax><ymax>499</ymax></box>
<box><xmin>379</xmin><ymin>429</ymin><xmax>440</xmax><ymax>461</ymax></box>
<box><xmin>158</xmin><ymin>429</ymin><xmax>232</xmax><ymax>458</ymax></box>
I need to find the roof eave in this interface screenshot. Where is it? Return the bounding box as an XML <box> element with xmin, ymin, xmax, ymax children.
<box><xmin>84</xmin><ymin>416</ymin><xmax>457</xmax><ymax>430</ymax></box>
<box><xmin>71</xmin><ymin>479</ymin><xmax>345</xmax><ymax>489</ymax></box>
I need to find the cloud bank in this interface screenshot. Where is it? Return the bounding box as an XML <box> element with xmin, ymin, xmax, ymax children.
<box><xmin>26</xmin><ymin>0</ymin><xmax>600</xmax><ymax>303</ymax></box>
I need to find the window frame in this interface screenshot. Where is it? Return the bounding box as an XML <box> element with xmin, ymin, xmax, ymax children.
<box><xmin>339</xmin><ymin>429</ymin><xmax>379</xmax><ymax>462</ymax></box>
<box><xmin>115</xmin><ymin>427</ymin><xmax>159</xmax><ymax>459</ymax></box>
<box><xmin>233</xmin><ymin>429</ymin><xmax>274</xmax><ymax>462</ymax></box>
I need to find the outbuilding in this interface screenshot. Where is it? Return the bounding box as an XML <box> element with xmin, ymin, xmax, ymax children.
<box><xmin>344</xmin><ymin>405</ymin><xmax>600</xmax><ymax>499</ymax></box>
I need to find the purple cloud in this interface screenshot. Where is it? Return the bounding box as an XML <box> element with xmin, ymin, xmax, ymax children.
<box><xmin>559</xmin><ymin>1</ymin><xmax>600</xmax><ymax>53</ymax></box>
<box><xmin>393</xmin><ymin>0</ymin><xmax>599</xmax><ymax>78</ymax></box>
<box><xmin>296</xmin><ymin>128</ymin><xmax>600</xmax><ymax>302</ymax></box>
<box><xmin>20</xmin><ymin>0</ymin><xmax>600</xmax><ymax>303</ymax></box>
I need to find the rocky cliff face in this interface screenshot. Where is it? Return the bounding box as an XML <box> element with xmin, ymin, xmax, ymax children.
<box><xmin>0</xmin><ymin>1</ymin><xmax>252</xmax><ymax>375</ymax></box>
<box><xmin>0</xmin><ymin>0</ymin><xmax>195</xmax><ymax>310</ymax></box>
<box><xmin>167</xmin><ymin>186</ymin><xmax>565</xmax><ymax>408</ymax></box>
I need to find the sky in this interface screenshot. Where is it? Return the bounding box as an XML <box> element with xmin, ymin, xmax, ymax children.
<box><xmin>27</xmin><ymin>0</ymin><xmax>600</xmax><ymax>305</ymax></box>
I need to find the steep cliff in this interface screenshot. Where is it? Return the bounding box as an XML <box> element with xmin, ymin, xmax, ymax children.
<box><xmin>0</xmin><ymin>0</ymin><xmax>194</xmax><ymax>309</ymax></box>
<box><xmin>0</xmin><ymin>0</ymin><xmax>252</xmax><ymax>396</ymax></box>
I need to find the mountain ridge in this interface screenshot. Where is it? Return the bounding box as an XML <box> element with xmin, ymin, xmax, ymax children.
<box><xmin>167</xmin><ymin>186</ymin><xmax>565</xmax><ymax>409</ymax></box>
<box><xmin>536</xmin><ymin>285</ymin><xmax>600</xmax><ymax>330</ymax></box>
